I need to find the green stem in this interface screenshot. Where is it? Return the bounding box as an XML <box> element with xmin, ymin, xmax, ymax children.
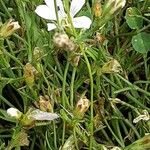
<box><xmin>117</xmin><ymin>74</ymin><xmax>150</xmax><ymax>98</ymax></box>
<box><xmin>104</xmin><ymin>118</ymin><xmax>125</xmax><ymax>148</ymax></box>
<box><xmin>0</xmin><ymin>95</ymin><xmax>15</xmax><ymax>107</ymax></box>
<box><xmin>39</xmin><ymin>64</ymin><xmax>51</xmax><ymax>95</ymax></box>
<box><xmin>3</xmin><ymin>49</ymin><xmax>23</xmax><ymax>67</ymax></box>
<box><xmin>70</xmin><ymin>67</ymin><xmax>76</xmax><ymax>108</ymax></box>
<box><xmin>80</xmin><ymin>45</ymin><xmax>94</xmax><ymax>150</ymax></box>
<box><xmin>134</xmin><ymin>14</ymin><xmax>150</xmax><ymax>24</ymax></box>
<box><xmin>62</xmin><ymin>60</ymin><xmax>69</xmax><ymax>107</ymax></box>
<box><xmin>115</xmin><ymin>24</ymin><xmax>150</xmax><ymax>38</ymax></box>
<box><xmin>65</xmin><ymin>0</ymin><xmax>77</xmax><ymax>36</ymax></box>
<box><xmin>103</xmin><ymin>75</ymin><xmax>150</xmax><ymax>110</ymax></box>
<box><xmin>62</xmin><ymin>121</ymin><xmax>66</xmax><ymax>145</ymax></box>
<box><xmin>114</xmin><ymin>16</ymin><xmax>120</xmax><ymax>54</ymax></box>
<box><xmin>74</xmin><ymin>126</ymin><xmax>79</xmax><ymax>150</ymax></box>
<box><xmin>54</xmin><ymin>55</ymin><xmax>63</xmax><ymax>76</ymax></box>
<box><xmin>0</xmin><ymin>0</ymin><xmax>11</xmax><ymax>17</ymax></box>
<box><xmin>124</xmin><ymin>119</ymin><xmax>141</xmax><ymax>139</ymax></box>
<box><xmin>53</xmin><ymin>121</ymin><xmax>57</xmax><ymax>149</ymax></box>
<box><xmin>54</xmin><ymin>0</ymin><xmax>60</xmax><ymax>29</ymax></box>
<box><xmin>6</xmin><ymin>39</ymin><xmax>15</xmax><ymax>55</ymax></box>
<box><xmin>47</xmin><ymin>63</ymin><xmax>64</xmax><ymax>82</ymax></box>
<box><xmin>142</xmin><ymin>0</ymin><xmax>149</xmax><ymax>10</ymax></box>
<box><xmin>143</xmin><ymin>54</ymin><xmax>149</xmax><ymax>92</ymax></box>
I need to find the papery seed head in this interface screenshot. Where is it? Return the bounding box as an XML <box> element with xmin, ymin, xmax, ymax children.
<box><xmin>53</xmin><ymin>32</ymin><xmax>76</xmax><ymax>52</ymax></box>
<box><xmin>33</xmin><ymin>47</ymin><xmax>43</xmax><ymax>62</ymax></box>
<box><xmin>93</xmin><ymin>1</ymin><xmax>102</xmax><ymax>17</ymax></box>
<box><xmin>23</xmin><ymin>63</ymin><xmax>37</xmax><ymax>88</ymax></box>
<box><xmin>95</xmin><ymin>32</ymin><xmax>107</xmax><ymax>44</ymax></box>
<box><xmin>101</xmin><ymin>59</ymin><xmax>122</xmax><ymax>74</ymax></box>
<box><xmin>53</xmin><ymin>33</ymin><xmax>69</xmax><ymax>49</ymax></box>
<box><xmin>69</xmin><ymin>54</ymin><xmax>80</xmax><ymax>67</ymax></box>
<box><xmin>39</xmin><ymin>95</ymin><xmax>53</xmax><ymax>112</ymax></box>
<box><xmin>74</xmin><ymin>96</ymin><xmax>90</xmax><ymax>119</ymax></box>
<box><xmin>13</xmin><ymin>131</ymin><xmax>29</xmax><ymax>147</ymax></box>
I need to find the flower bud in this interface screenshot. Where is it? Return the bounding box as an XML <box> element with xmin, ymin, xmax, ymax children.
<box><xmin>0</xmin><ymin>19</ymin><xmax>20</xmax><ymax>38</ymax></box>
<box><xmin>101</xmin><ymin>59</ymin><xmax>122</xmax><ymax>74</ymax></box>
<box><xmin>52</xmin><ymin>88</ymin><xmax>61</xmax><ymax>103</ymax></box>
<box><xmin>6</xmin><ymin>131</ymin><xmax>29</xmax><ymax>149</ymax></box>
<box><xmin>93</xmin><ymin>1</ymin><xmax>102</xmax><ymax>17</ymax></box>
<box><xmin>20</xmin><ymin>114</ymin><xmax>35</xmax><ymax>129</ymax></box>
<box><xmin>38</xmin><ymin>95</ymin><xmax>53</xmax><ymax>112</ymax></box>
<box><xmin>74</xmin><ymin>96</ymin><xmax>90</xmax><ymax>119</ymax></box>
<box><xmin>101</xmin><ymin>0</ymin><xmax>126</xmax><ymax>24</ymax></box>
<box><xmin>7</xmin><ymin>108</ymin><xmax>22</xmax><ymax>119</ymax></box>
<box><xmin>104</xmin><ymin>0</ymin><xmax>126</xmax><ymax>14</ymax></box>
<box><xmin>61</xmin><ymin>135</ymin><xmax>75</xmax><ymax>150</ymax></box>
<box><xmin>33</xmin><ymin>47</ymin><xmax>43</xmax><ymax>62</ymax></box>
<box><xmin>23</xmin><ymin>63</ymin><xmax>38</xmax><ymax>88</ymax></box>
<box><xmin>95</xmin><ymin>32</ymin><xmax>107</xmax><ymax>45</ymax></box>
<box><xmin>69</xmin><ymin>53</ymin><xmax>81</xmax><ymax>67</ymax></box>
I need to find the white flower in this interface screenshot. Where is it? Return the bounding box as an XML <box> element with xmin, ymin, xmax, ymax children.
<box><xmin>7</xmin><ymin>108</ymin><xmax>22</xmax><ymax>119</ymax></box>
<box><xmin>35</xmin><ymin>0</ymin><xmax>92</xmax><ymax>31</ymax></box>
<box><xmin>10</xmin><ymin>21</ymin><xmax>20</xmax><ymax>30</ymax></box>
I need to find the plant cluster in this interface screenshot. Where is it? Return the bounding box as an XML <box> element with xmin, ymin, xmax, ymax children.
<box><xmin>0</xmin><ymin>0</ymin><xmax>150</xmax><ymax>150</ymax></box>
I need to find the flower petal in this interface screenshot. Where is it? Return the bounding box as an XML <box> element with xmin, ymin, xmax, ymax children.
<box><xmin>56</xmin><ymin>0</ymin><xmax>66</xmax><ymax>18</ymax></box>
<box><xmin>7</xmin><ymin>108</ymin><xmax>22</xmax><ymax>119</ymax></box>
<box><xmin>47</xmin><ymin>23</ymin><xmax>57</xmax><ymax>31</ymax></box>
<box><xmin>70</xmin><ymin>0</ymin><xmax>85</xmax><ymax>17</ymax></box>
<box><xmin>45</xmin><ymin>0</ymin><xmax>66</xmax><ymax>18</ymax></box>
<box><xmin>35</xmin><ymin>5</ymin><xmax>56</xmax><ymax>20</ymax></box>
<box><xmin>72</xmin><ymin>16</ymin><xmax>92</xmax><ymax>29</ymax></box>
<box><xmin>30</xmin><ymin>109</ymin><xmax>59</xmax><ymax>121</ymax></box>
<box><xmin>44</xmin><ymin>0</ymin><xmax>54</xmax><ymax>8</ymax></box>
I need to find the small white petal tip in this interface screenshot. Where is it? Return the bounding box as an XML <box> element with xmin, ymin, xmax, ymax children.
<box><xmin>7</xmin><ymin>108</ymin><xmax>22</xmax><ymax>119</ymax></box>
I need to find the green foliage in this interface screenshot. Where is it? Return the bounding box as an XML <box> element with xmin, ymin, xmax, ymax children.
<box><xmin>125</xmin><ymin>7</ymin><xmax>143</xmax><ymax>29</ymax></box>
<box><xmin>0</xmin><ymin>0</ymin><xmax>150</xmax><ymax>150</ymax></box>
<box><xmin>125</xmin><ymin>5</ymin><xmax>150</xmax><ymax>54</ymax></box>
<box><xmin>124</xmin><ymin>135</ymin><xmax>150</xmax><ymax>150</ymax></box>
<box><xmin>132</xmin><ymin>32</ymin><xmax>150</xmax><ymax>53</ymax></box>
